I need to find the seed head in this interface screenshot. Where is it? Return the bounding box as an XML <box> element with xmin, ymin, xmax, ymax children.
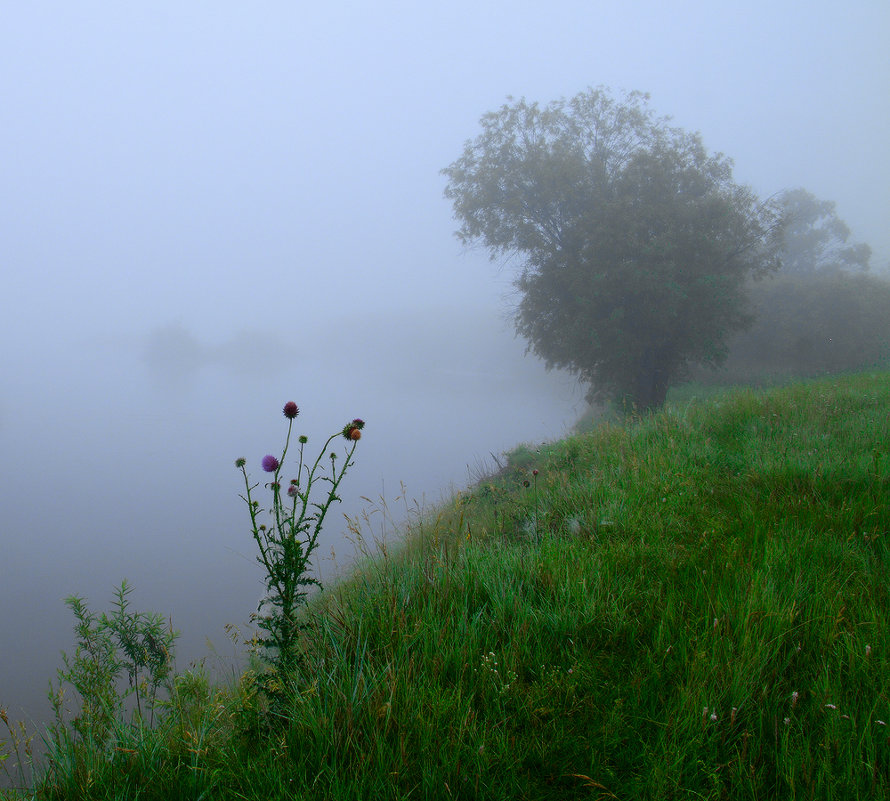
<box><xmin>283</xmin><ymin>401</ymin><xmax>299</xmax><ymax>419</ymax></box>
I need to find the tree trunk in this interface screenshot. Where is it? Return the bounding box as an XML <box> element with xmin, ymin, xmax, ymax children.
<box><xmin>627</xmin><ymin>362</ymin><xmax>670</xmax><ymax>412</ymax></box>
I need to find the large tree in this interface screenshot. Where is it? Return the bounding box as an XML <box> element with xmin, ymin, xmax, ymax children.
<box><xmin>777</xmin><ymin>187</ymin><xmax>871</xmax><ymax>274</ymax></box>
<box><xmin>443</xmin><ymin>88</ymin><xmax>781</xmax><ymax>410</ymax></box>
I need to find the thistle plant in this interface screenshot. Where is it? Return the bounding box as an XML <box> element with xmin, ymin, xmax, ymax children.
<box><xmin>236</xmin><ymin>402</ymin><xmax>364</xmax><ymax>681</ymax></box>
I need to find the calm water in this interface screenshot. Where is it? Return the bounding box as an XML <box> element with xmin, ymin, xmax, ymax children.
<box><xmin>0</xmin><ymin>309</ymin><xmax>583</xmax><ymax>745</ymax></box>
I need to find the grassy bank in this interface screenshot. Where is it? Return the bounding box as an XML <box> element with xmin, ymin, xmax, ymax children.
<box><xmin>4</xmin><ymin>372</ymin><xmax>888</xmax><ymax>799</ymax></box>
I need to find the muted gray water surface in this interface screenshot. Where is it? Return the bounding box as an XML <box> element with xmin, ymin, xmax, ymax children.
<box><xmin>0</xmin><ymin>309</ymin><xmax>583</xmax><ymax>738</ymax></box>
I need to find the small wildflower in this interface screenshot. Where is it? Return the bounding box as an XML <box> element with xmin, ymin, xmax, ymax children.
<box><xmin>877</xmin><ymin>720</ymin><xmax>886</xmax><ymax>726</ymax></box>
<box><xmin>730</xmin><ymin>707</ymin><xmax>737</xmax><ymax>725</ymax></box>
<box><xmin>235</xmin><ymin>457</ymin><xmax>246</xmax><ymax>468</ymax></box>
<box><xmin>791</xmin><ymin>691</ymin><xmax>799</xmax><ymax>708</ymax></box>
<box><xmin>713</xmin><ymin>617</ymin><xmax>719</xmax><ymax>630</ymax></box>
<box><xmin>865</xmin><ymin>644</ymin><xmax>872</xmax><ymax>657</ymax></box>
<box><xmin>261</xmin><ymin>455</ymin><xmax>279</xmax><ymax>472</ymax></box>
<box><xmin>783</xmin><ymin>717</ymin><xmax>790</xmax><ymax>726</ymax></box>
<box><xmin>287</xmin><ymin>485</ymin><xmax>298</xmax><ymax>498</ymax></box>
<box><xmin>710</xmin><ymin>712</ymin><xmax>717</xmax><ymax>722</ymax></box>
<box><xmin>283</xmin><ymin>401</ymin><xmax>299</xmax><ymax>419</ymax></box>
<box><xmin>702</xmin><ymin>706</ymin><xmax>708</xmax><ymax>718</ymax></box>
<box><xmin>532</xmin><ymin>469</ymin><xmax>539</xmax><ymax>476</ymax></box>
<box><xmin>825</xmin><ymin>704</ymin><xmax>837</xmax><ymax>710</ymax></box>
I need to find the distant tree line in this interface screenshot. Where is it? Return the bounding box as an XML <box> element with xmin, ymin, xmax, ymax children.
<box><xmin>696</xmin><ymin>189</ymin><xmax>889</xmax><ymax>384</ymax></box>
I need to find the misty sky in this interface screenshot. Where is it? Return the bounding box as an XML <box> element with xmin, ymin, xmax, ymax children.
<box><xmin>1</xmin><ymin>1</ymin><xmax>888</xmax><ymax>728</ymax></box>
<box><xmin>2</xmin><ymin>1</ymin><xmax>888</xmax><ymax>347</ymax></box>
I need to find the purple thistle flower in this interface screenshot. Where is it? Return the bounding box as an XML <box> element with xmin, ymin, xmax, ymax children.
<box><xmin>261</xmin><ymin>455</ymin><xmax>279</xmax><ymax>473</ymax></box>
<box><xmin>283</xmin><ymin>401</ymin><xmax>299</xmax><ymax>419</ymax></box>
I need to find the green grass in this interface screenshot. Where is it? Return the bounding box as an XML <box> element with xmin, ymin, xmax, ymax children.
<box><xmin>4</xmin><ymin>372</ymin><xmax>889</xmax><ymax>799</ymax></box>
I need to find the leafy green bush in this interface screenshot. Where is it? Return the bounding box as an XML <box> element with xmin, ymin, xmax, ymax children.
<box><xmin>49</xmin><ymin>580</ymin><xmax>178</xmax><ymax>743</ymax></box>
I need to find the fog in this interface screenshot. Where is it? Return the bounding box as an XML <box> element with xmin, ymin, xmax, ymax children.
<box><xmin>2</xmin><ymin>1</ymin><xmax>888</xmax><ymax>730</ymax></box>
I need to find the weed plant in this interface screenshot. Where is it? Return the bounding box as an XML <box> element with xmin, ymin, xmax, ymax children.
<box><xmin>235</xmin><ymin>402</ymin><xmax>365</xmax><ymax>695</ymax></box>
<box><xmin>3</xmin><ymin>374</ymin><xmax>888</xmax><ymax>799</ymax></box>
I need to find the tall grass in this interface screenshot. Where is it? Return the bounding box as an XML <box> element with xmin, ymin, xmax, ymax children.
<box><xmin>3</xmin><ymin>372</ymin><xmax>888</xmax><ymax>799</ymax></box>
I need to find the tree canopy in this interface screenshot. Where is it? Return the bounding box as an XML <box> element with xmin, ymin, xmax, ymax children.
<box><xmin>777</xmin><ymin>188</ymin><xmax>871</xmax><ymax>274</ymax></box>
<box><xmin>443</xmin><ymin>88</ymin><xmax>782</xmax><ymax>410</ymax></box>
